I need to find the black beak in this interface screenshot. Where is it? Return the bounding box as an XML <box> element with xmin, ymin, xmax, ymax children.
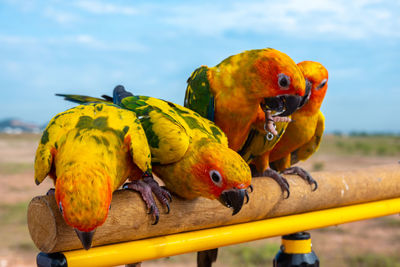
<box><xmin>263</xmin><ymin>94</ymin><xmax>303</xmax><ymax>117</ymax></box>
<box><xmin>297</xmin><ymin>80</ymin><xmax>312</xmax><ymax>110</ymax></box>
<box><xmin>219</xmin><ymin>189</ymin><xmax>247</xmax><ymax>215</ymax></box>
<box><xmin>75</xmin><ymin>229</ymin><xmax>96</xmax><ymax>250</ymax></box>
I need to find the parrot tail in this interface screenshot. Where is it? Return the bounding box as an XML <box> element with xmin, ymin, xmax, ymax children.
<box><xmin>112</xmin><ymin>85</ymin><xmax>134</xmax><ymax>105</ymax></box>
<box><xmin>55</xmin><ymin>93</ymin><xmax>110</xmax><ymax>104</ymax></box>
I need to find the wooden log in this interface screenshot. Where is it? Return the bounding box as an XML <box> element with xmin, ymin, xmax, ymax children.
<box><xmin>28</xmin><ymin>164</ymin><xmax>400</xmax><ymax>253</ymax></box>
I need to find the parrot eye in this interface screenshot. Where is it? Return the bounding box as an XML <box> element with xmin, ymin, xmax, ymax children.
<box><xmin>316</xmin><ymin>79</ymin><xmax>327</xmax><ymax>90</ymax></box>
<box><xmin>59</xmin><ymin>202</ymin><xmax>63</xmax><ymax>214</ymax></box>
<box><xmin>278</xmin><ymin>73</ymin><xmax>290</xmax><ymax>90</ymax></box>
<box><xmin>209</xmin><ymin>170</ymin><xmax>222</xmax><ymax>187</ymax></box>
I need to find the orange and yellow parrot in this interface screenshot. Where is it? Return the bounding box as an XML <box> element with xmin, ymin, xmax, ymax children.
<box><xmin>184</xmin><ymin>48</ymin><xmax>311</xmax><ymax>267</ymax></box>
<box><xmin>34</xmin><ymin>102</ymin><xmax>170</xmax><ymax>250</ymax></box>
<box><xmin>184</xmin><ymin>48</ymin><xmax>310</xmax><ymax>196</ymax></box>
<box><xmin>57</xmin><ymin>85</ymin><xmax>253</xmax><ymax>216</ymax></box>
<box><xmin>269</xmin><ymin>61</ymin><xmax>328</xmax><ymax>186</ymax></box>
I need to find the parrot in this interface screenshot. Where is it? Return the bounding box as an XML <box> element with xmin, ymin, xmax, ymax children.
<box><xmin>184</xmin><ymin>48</ymin><xmax>312</xmax><ymax>267</ymax></box>
<box><xmin>184</xmin><ymin>48</ymin><xmax>312</xmax><ymax>195</ymax></box>
<box><xmin>57</xmin><ymin>85</ymin><xmax>253</xmax><ymax>216</ymax></box>
<box><xmin>34</xmin><ymin>102</ymin><xmax>171</xmax><ymax>250</ymax></box>
<box><xmin>269</xmin><ymin>61</ymin><xmax>328</xmax><ymax>185</ymax></box>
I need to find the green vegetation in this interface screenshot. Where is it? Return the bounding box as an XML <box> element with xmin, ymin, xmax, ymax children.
<box><xmin>375</xmin><ymin>216</ymin><xmax>400</xmax><ymax>228</ymax></box>
<box><xmin>0</xmin><ymin>162</ymin><xmax>33</xmax><ymax>174</ymax></box>
<box><xmin>0</xmin><ymin>133</ymin><xmax>40</xmax><ymax>142</ymax></box>
<box><xmin>346</xmin><ymin>253</ymin><xmax>400</xmax><ymax>267</ymax></box>
<box><xmin>312</xmin><ymin>161</ymin><xmax>325</xmax><ymax>171</ymax></box>
<box><xmin>0</xmin><ymin>202</ymin><xmax>29</xmax><ymax>226</ymax></box>
<box><xmin>221</xmin><ymin>243</ymin><xmax>280</xmax><ymax>267</ymax></box>
<box><xmin>318</xmin><ymin>135</ymin><xmax>400</xmax><ymax>157</ymax></box>
<box><xmin>0</xmin><ymin>201</ymin><xmax>37</xmax><ymax>252</ymax></box>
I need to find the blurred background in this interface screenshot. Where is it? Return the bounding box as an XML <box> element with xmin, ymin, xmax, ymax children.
<box><xmin>1</xmin><ymin>0</ymin><xmax>400</xmax><ymax>266</ymax></box>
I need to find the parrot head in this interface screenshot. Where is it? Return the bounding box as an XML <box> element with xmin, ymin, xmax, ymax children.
<box><xmin>55</xmin><ymin>166</ymin><xmax>113</xmax><ymax>250</ymax></box>
<box><xmin>188</xmin><ymin>139</ymin><xmax>252</xmax><ymax>215</ymax></box>
<box><xmin>253</xmin><ymin>48</ymin><xmax>308</xmax><ymax>117</ymax></box>
<box><xmin>297</xmin><ymin>61</ymin><xmax>328</xmax><ymax>112</ymax></box>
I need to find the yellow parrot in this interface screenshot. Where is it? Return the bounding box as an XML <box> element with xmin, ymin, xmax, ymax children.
<box><xmin>57</xmin><ymin>85</ymin><xmax>253</xmax><ymax>215</ymax></box>
<box><xmin>34</xmin><ymin>102</ymin><xmax>170</xmax><ymax>250</ymax></box>
<box><xmin>269</xmin><ymin>61</ymin><xmax>328</xmax><ymax>187</ymax></box>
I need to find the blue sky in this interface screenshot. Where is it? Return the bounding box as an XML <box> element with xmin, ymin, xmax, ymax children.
<box><xmin>1</xmin><ymin>0</ymin><xmax>399</xmax><ymax>132</ymax></box>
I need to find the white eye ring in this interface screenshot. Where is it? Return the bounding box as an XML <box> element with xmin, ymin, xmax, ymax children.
<box><xmin>209</xmin><ymin>170</ymin><xmax>222</xmax><ymax>187</ymax></box>
<box><xmin>278</xmin><ymin>73</ymin><xmax>290</xmax><ymax>90</ymax></box>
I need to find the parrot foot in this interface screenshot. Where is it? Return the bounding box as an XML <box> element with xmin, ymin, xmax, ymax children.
<box><xmin>251</xmin><ymin>166</ymin><xmax>290</xmax><ymax>198</ymax></box>
<box><xmin>142</xmin><ymin>176</ymin><xmax>172</xmax><ymax>212</ymax></box>
<box><xmin>282</xmin><ymin>166</ymin><xmax>318</xmax><ymax>191</ymax></box>
<box><xmin>123</xmin><ymin>180</ymin><xmax>162</xmax><ymax>225</ymax></box>
<box><xmin>123</xmin><ymin>176</ymin><xmax>171</xmax><ymax>225</ymax></box>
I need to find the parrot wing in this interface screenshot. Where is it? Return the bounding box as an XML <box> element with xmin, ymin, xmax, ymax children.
<box><xmin>238</xmin><ymin>120</ymin><xmax>288</xmax><ymax>164</ymax></box>
<box><xmin>184</xmin><ymin>66</ymin><xmax>215</xmax><ymax>121</ymax></box>
<box><xmin>291</xmin><ymin>111</ymin><xmax>325</xmax><ymax>165</ymax></box>
<box><xmin>34</xmin><ymin>103</ymin><xmax>108</xmax><ymax>184</ymax></box>
<box><xmin>120</xmin><ymin>95</ymin><xmax>191</xmax><ymax>164</ymax></box>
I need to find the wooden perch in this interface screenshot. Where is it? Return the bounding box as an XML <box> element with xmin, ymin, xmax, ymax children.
<box><xmin>28</xmin><ymin>164</ymin><xmax>400</xmax><ymax>253</ymax></box>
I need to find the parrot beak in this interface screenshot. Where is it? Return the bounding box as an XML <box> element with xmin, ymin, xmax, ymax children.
<box><xmin>297</xmin><ymin>80</ymin><xmax>312</xmax><ymax>110</ymax></box>
<box><xmin>262</xmin><ymin>94</ymin><xmax>303</xmax><ymax>117</ymax></box>
<box><xmin>74</xmin><ymin>229</ymin><xmax>96</xmax><ymax>250</ymax></box>
<box><xmin>219</xmin><ymin>189</ymin><xmax>247</xmax><ymax>215</ymax></box>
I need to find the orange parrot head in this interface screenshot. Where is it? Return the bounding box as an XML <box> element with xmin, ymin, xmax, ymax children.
<box><xmin>55</xmin><ymin>166</ymin><xmax>113</xmax><ymax>250</ymax></box>
<box><xmin>297</xmin><ymin>61</ymin><xmax>328</xmax><ymax>113</ymax></box>
<box><xmin>251</xmin><ymin>48</ymin><xmax>307</xmax><ymax>117</ymax></box>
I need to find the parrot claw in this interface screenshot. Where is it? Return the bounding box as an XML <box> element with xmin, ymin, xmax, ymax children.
<box><xmin>252</xmin><ymin>167</ymin><xmax>290</xmax><ymax>199</ymax></box>
<box><xmin>152</xmin><ymin>214</ymin><xmax>159</xmax><ymax>225</ymax></box>
<box><xmin>248</xmin><ymin>184</ymin><xmax>254</xmax><ymax>193</ymax></box>
<box><xmin>282</xmin><ymin>166</ymin><xmax>318</xmax><ymax>191</ymax></box>
<box><xmin>161</xmin><ymin>186</ymin><xmax>173</xmax><ymax>202</ymax></box>
<box><xmin>123</xmin><ymin>180</ymin><xmax>162</xmax><ymax>225</ymax></box>
<box><xmin>244</xmin><ymin>190</ymin><xmax>249</xmax><ymax>204</ymax></box>
<box><xmin>142</xmin><ymin>176</ymin><xmax>172</xmax><ymax>213</ymax></box>
<box><xmin>147</xmin><ymin>205</ymin><xmax>154</xmax><ymax>215</ymax></box>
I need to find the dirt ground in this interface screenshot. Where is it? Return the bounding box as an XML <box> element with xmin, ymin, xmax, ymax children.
<box><xmin>0</xmin><ymin>133</ymin><xmax>399</xmax><ymax>267</ymax></box>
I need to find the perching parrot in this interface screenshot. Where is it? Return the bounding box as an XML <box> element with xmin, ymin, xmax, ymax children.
<box><xmin>184</xmin><ymin>48</ymin><xmax>311</xmax><ymax>196</ymax></box>
<box><xmin>57</xmin><ymin>85</ymin><xmax>253</xmax><ymax>215</ymax></box>
<box><xmin>34</xmin><ymin>102</ymin><xmax>170</xmax><ymax>250</ymax></box>
<box><xmin>184</xmin><ymin>48</ymin><xmax>311</xmax><ymax>267</ymax></box>
<box><xmin>269</xmin><ymin>61</ymin><xmax>328</xmax><ymax>184</ymax></box>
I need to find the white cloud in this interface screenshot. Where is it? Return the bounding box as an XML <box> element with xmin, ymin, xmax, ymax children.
<box><xmin>161</xmin><ymin>0</ymin><xmax>400</xmax><ymax>39</ymax></box>
<box><xmin>0</xmin><ymin>34</ymin><xmax>147</xmax><ymax>52</ymax></box>
<box><xmin>43</xmin><ymin>7</ymin><xmax>79</xmax><ymax>24</ymax></box>
<box><xmin>74</xmin><ymin>0</ymin><xmax>138</xmax><ymax>15</ymax></box>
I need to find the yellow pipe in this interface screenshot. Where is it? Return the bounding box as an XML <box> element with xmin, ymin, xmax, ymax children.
<box><xmin>64</xmin><ymin>197</ymin><xmax>400</xmax><ymax>267</ymax></box>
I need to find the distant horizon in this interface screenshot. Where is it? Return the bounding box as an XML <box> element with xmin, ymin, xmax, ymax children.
<box><xmin>1</xmin><ymin>116</ymin><xmax>400</xmax><ymax>136</ymax></box>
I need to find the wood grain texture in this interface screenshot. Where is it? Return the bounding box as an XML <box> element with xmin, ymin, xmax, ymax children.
<box><xmin>28</xmin><ymin>164</ymin><xmax>400</xmax><ymax>253</ymax></box>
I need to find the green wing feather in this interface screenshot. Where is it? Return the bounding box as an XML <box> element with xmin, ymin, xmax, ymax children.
<box><xmin>184</xmin><ymin>66</ymin><xmax>215</xmax><ymax>121</ymax></box>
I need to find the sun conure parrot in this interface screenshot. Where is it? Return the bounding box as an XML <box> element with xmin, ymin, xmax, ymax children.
<box><xmin>57</xmin><ymin>85</ymin><xmax>253</xmax><ymax>216</ymax></box>
<box><xmin>269</xmin><ymin>61</ymin><xmax>328</xmax><ymax>186</ymax></box>
<box><xmin>184</xmin><ymin>48</ymin><xmax>312</xmax><ymax>196</ymax></box>
<box><xmin>34</xmin><ymin>102</ymin><xmax>170</xmax><ymax>250</ymax></box>
<box><xmin>184</xmin><ymin>48</ymin><xmax>312</xmax><ymax>267</ymax></box>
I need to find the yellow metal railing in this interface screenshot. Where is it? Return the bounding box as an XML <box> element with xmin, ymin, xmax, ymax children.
<box><xmin>54</xmin><ymin>197</ymin><xmax>400</xmax><ymax>267</ymax></box>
